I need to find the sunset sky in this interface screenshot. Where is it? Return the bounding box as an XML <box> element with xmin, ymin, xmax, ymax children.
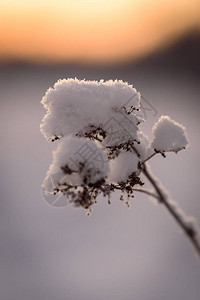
<box><xmin>0</xmin><ymin>0</ymin><xmax>200</xmax><ymax>63</ymax></box>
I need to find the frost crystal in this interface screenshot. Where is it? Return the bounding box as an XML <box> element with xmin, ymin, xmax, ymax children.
<box><xmin>151</xmin><ymin>115</ymin><xmax>188</xmax><ymax>152</ymax></box>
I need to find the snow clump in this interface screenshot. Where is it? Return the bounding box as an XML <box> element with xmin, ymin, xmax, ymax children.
<box><xmin>151</xmin><ymin>115</ymin><xmax>188</xmax><ymax>152</ymax></box>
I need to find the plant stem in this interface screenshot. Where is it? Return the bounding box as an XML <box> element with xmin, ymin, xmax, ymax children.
<box><xmin>142</xmin><ymin>163</ymin><xmax>200</xmax><ymax>258</ymax></box>
<box><xmin>132</xmin><ymin>188</ymin><xmax>159</xmax><ymax>200</ymax></box>
<box><xmin>141</xmin><ymin>152</ymin><xmax>157</xmax><ymax>164</ymax></box>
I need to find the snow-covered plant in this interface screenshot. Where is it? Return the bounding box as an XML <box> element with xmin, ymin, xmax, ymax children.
<box><xmin>40</xmin><ymin>78</ymin><xmax>200</xmax><ymax>257</ymax></box>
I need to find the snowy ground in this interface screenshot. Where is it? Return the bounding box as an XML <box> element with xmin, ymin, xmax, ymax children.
<box><xmin>0</xmin><ymin>61</ymin><xmax>200</xmax><ymax>300</ymax></box>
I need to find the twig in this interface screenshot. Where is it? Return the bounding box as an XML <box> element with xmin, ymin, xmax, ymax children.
<box><xmin>132</xmin><ymin>188</ymin><xmax>159</xmax><ymax>200</ymax></box>
<box><xmin>142</xmin><ymin>163</ymin><xmax>200</xmax><ymax>258</ymax></box>
<box><xmin>130</xmin><ymin>145</ymin><xmax>141</xmax><ymax>158</ymax></box>
<box><xmin>141</xmin><ymin>152</ymin><xmax>157</xmax><ymax>164</ymax></box>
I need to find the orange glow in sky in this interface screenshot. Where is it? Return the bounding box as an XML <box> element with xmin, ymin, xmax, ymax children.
<box><xmin>0</xmin><ymin>0</ymin><xmax>200</xmax><ymax>63</ymax></box>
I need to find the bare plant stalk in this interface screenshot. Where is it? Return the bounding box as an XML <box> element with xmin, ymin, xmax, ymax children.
<box><xmin>141</xmin><ymin>152</ymin><xmax>157</xmax><ymax>164</ymax></box>
<box><xmin>142</xmin><ymin>163</ymin><xmax>200</xmax><ymax>258</ymax></box>
<box><xmin>132</xmin><ymin>188</ymin><xmax>159</xmax><ymax>200</ymax></box>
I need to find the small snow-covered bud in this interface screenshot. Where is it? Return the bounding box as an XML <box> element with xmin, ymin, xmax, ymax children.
<box><xmin>134</xmin><ymin>131</ymin><xmax>151</xmax><ymax>161</ymax></box>
<box><xmin>43</xmin><ymin>136</ymin><xmax>109</xmax><ymax>192</ymax></box>
<box><xmin>151</xmin><ymin>115</ymin><xmax>188</xmax><ymax>152</ymax></box>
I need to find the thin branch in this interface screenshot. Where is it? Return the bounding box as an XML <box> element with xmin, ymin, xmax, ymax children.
<box><xmin>132</xmin><ymin>188</ymin><xmax>159</xmax><ymax>200</ymax></box>
<box><xmin>130</xmin><ymin>145</ymin><xmax>141</xmax><ymax>158</ymax></box>
<box><xmin>142</xmin><ymin>163</ymin><xmax>200</xmax><ymax>258</ymax></box>
<box><xmin>141</xmin><ymin>152</ymin><xmax>157</xmax><ymax>164</ymax></box>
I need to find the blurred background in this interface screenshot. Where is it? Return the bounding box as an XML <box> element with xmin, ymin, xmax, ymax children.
<box><xmin>0</xmin><ymin>1</ymin><xmax>200</xmax><ymax>299</ymax></box>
